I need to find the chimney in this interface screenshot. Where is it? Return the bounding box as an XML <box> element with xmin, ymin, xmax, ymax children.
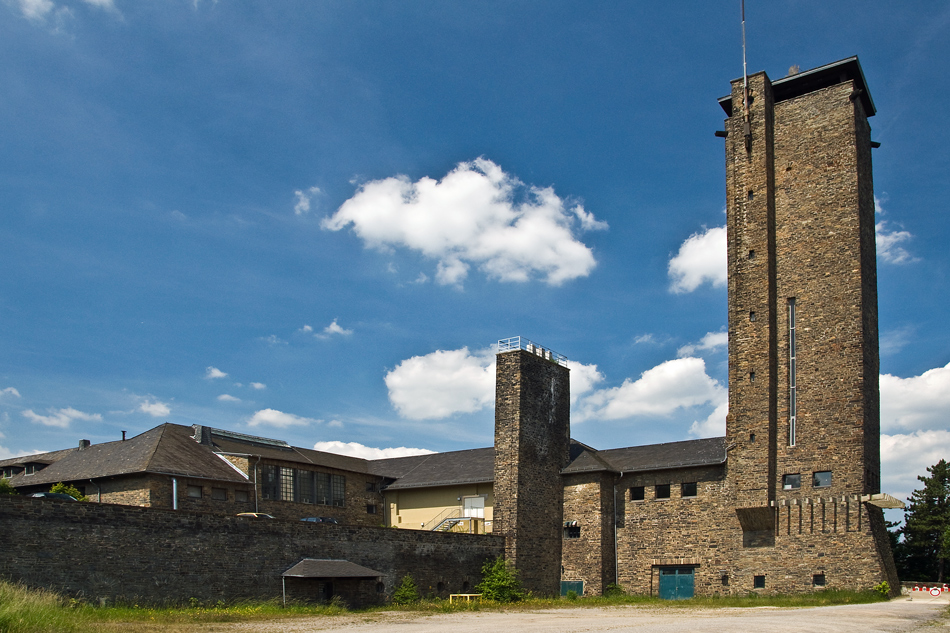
<box><xmin>192</xmin><ymin>425</ymin><xmax>213</xmax><ymax>445</ymax></box>
<box><xmin>78</xmin><ymin>439</ymin><xmax>91</xmax><ymax>450</ymax></box>
<box><xmin>121</xmin><ymin>431</ymin><xmax>126</xmax><ymax>441</ymax></box>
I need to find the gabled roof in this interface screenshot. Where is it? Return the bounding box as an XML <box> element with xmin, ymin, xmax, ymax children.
<box><xmin>282</xmin><ymin>559</ymin><xmax>382</xmax><ymax>578</ymax></box>
<box><xmin>4</xmin><ymin>424</ymin><xmax>248</xmax><ymax>488</ymax></box>
<box><xmin>595</xmin><ymin>437</ymin><xmax>727</xmax><ymax>473</ymax></box>
<box><xmin>373</xmin><ymin>447</ymin><xmax>494</xmax><ymax>490</ymax></box>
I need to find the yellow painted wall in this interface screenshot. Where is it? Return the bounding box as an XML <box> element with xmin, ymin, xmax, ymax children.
<box><xmin>384</xmin><ymin>483</ymin><xmax>494</xmax><ymax>532</ymax></box>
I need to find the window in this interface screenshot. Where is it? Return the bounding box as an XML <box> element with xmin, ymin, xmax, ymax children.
<box><xmin>331</xmin><ymin>474</ymin><xmax>346</xmax><ymax>507</ymax></box>
<box><xmin>235</xmin><ymin>490</ymin><xmax>249</xmax><ymax>503</ymax></box>
<box><xmin>315</xmin><ymin>472</ymin><xmax>330</xmax><ymax>505</ymax></box>
<box><xmin>813</xmin><ymin>573</ymin><xmax>826</xmax><ymax>587</ymax></box>
<box><xmin>681</xmin><ymin>482</ymin><xmax>698</xmax><ymax>498</ymax></box>
<box><xmin>655</xmin><ymin>484</ymin><xmax>671</xmax><ymax>499</ymax></box>
<box><xmin>280</xmin><ymin>467</ymin><xmax>295</xmax><ymax>502</ymax></box>
<box><xmin>630</xmin><ymin>486</ymin><xmax>645</xmax><ymax>501</ymax></box>
<box><xmin>299</xmin><ymin>471</ymin><xmax>315</xmax><ymax>504</ymax></box>
<box><xmin>211</xmin><ymin>487</ymin><xmax>227</xmax><ymax>501</ymax></box>
<box><xmin>788</xmin><ymin>298</ymin><xmax>797</xmax><ymax>446</ymax></box>
<box><xmin>564</xmin><ymin>525</ymin><xmax>581</xmax><ymax>539</ymax></box>
<box><xmin>782</xmin><ymin>474</ymin><xmax>801</xmax><ymax>490</ymax></box>
<box><xmin>753</xmin><ymin>575</ymin><xmax>766</xmax><ymax>589</ymax></box>
<box><xmin>261</xmin><ymin>465</ymin><xmax>279</xmax><ymax>500</ymax></box>
<box><xmin>366</xmin><ymin>504</ymin><xmax>377</xmax><ymax>514</ymax></box>
<box><xmin>749</xmin><ymin>310</ymin><xmax>756</xmax><ymax>322</ymax></box>
<box><xmin>366</xmin><ymin>482</ymin><xmax>377</xmax><ymax>492</ymax></box>
<box><xmin>187</xmin><ymin>485</ymin><xmax>202</xmax><ymax>498</ymax></box>
<box><xmin>813</xmin><ymin>471</ymin><xmax>832</xmax><ymax>488</ymax></box>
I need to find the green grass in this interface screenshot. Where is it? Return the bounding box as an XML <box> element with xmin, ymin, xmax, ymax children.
<box><xmin>0</xmin><ymin>579</ymin><xmax>890</xmax><ymax>633</ymax></box>
<box><xmin>0</xmin><ymin>581</ymin><xmax>91</xmax><ymax>633</ymax></box>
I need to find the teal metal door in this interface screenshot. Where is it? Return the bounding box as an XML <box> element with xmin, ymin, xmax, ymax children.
<box><xmin>560</xmin><ymin>580</ymin><xmax>584</xmax><ymax>596</ymax></box>
<box><xmin>658</xmin><ymin>567</ymin><xmax>694</xmax><ymax>600</ymax></box>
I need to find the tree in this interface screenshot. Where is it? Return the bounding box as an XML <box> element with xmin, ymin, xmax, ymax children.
<box><xmin>390</xmin><ymin>574</ymin><xmax>419</xmax><ymax>605</ymax></box>
<box><xmin>895</xmin><ymin>459</ymin><xmax>950</xmax><ymax>582</ymax></box>
<box><xmin>0</xmin><ymin>478</ymin><xmax>16</xmax><ymax>495</ymax></box>
<box><xmin>475</xmin><ymin>556</ymin><xmax>525</xmax><ymax>603</ymax></box>
<box><xmin>49</xmin><ymin>482</ymin><xmax>88</xmax><ymax>502</ymax></box>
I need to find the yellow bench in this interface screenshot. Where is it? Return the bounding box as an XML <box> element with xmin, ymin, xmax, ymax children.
<box><xmin>449</xmin><ymin>593</ymin><xmax>482</xmax><ymax>603</ymax></box>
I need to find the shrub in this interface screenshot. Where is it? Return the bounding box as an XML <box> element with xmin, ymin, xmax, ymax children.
<box><xmin>49</xmin><ymin>482</ymin><xmax>88</xmax><ymax>502</ymax></box>
<box><xmin>391</xmin><ymin>574</ymin><xmax>420</xmax><ymax>605</ymax></box>
<box><xmin>603</xmin><ymin>583</ymin><xmax>626</xmax><ymax>597</ymax></box>
<box><xmin>565</xmin><ymin>590</ymin><xmax>578</xmax><ymax>600</ymax></box>
<box><xmin>0</xmin><ymin>478</ymin><xmax>16</xmax><ymax>495</ymax></box>
<box><xmin>873</xmin><ymin>581</ymin><xmax>890</xmax><ymax>598</ymax></box>
<box><xmin>475</xmin><ymin>556</ymin><xmax>525</xmax><ymax>603</ymax></box>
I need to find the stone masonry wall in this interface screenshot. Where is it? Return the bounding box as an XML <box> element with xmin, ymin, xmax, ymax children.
<box><xmin>561</xmin><ymin>472</ymin><xmax>616</xmax><ymax>595</ymax></box>
<box><xmin>0</xmin><ymin>495</ymin><xmax>503</xmax><ymax>606</ymax></box>
<box><xmin>494</xmin><ymin>348</ymin><xmax>571</xmax><ymax>597</ymax></box>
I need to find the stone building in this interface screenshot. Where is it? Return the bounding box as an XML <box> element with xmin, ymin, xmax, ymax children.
<box><xmin>1</xmin><ymin>56</ymin><xmax>901</xmax><ymax>600</ymax></box>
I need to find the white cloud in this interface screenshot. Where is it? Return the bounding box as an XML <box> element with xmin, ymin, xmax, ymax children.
<box><xmin>565</xmin><ymin>360</ymin><xmax>605</xmax><ymax>405</ymax></box>
<box><xmin>250</xmin><ymin>382</ymin><xmax>267</xmax><ymax>390</ymax></box>
<box><xmin>22</xmin><ymin>407</ymin><xmax>102</xmax><ymax>429</ymax></box>
<box><xmin>262</xmin><ymin>335</ymin><xmax>287</xmax><ymax>345</ymax></box>
<box><xmin>205</xmin><ymin>366</ymin><xmax>228</xmax><ymax>380</ymax></box>
<box><xmin>323</xmin><ymin>158</ymin><xmax>605</xmax><ymax>287</ymax></box>
<box><xmin>138</xmin><ymin>398</ymin><xmax>171</xmax><ymax>417</ymax></box>
<box><xmin>575</xmin><ymin>357</ymin><xmax>726</xmax><ymax>422</ymax></box>
<box><xmin>12</xmin><ymin>0</ymin><xmax>113</xmax><ymax>21</ymax></box>
<box><xmin>880</xmin><ymin>363</ymin><xmax>950</xmax><ymax>432</ymax></box>
<box><xmin>689</xmin><ymin>400</ymin><xmax>728</xmax><ymax>438</ymax></box>
<box><xmin>385</xmin><ymin>347</ymin><xmax>496</xmax><ymax>420</ymax></box>
<box><xmin>247</xmin><ymin>408</ymin><xmax>318</xmax><ymax>428</ymax></box>
<box><xmin>316</xmin><ymin>319</ymin><xmax>353</xmax><ymax>339</ymax></box>
<box><xmin>0</xmin><ymin>387</ymin><xmax>21</xmax><ymax>399</ymax></box>
<box><xmin>678</xmin><ymin>330</ymin><xmax>728</xmax><ymax>357</ymax></box>
<box><xmin>881</xmin><ymin>430</ymin><xmax>950</xmax><ymax>504</ymax></box>
<box><xmin>668</xmin><ymin>226</ymin><xmax>727</xmax><ymax>293</ymax></box>
<box><xmin>874</xmin><ymin>196</ymin><xmax>918</xmax><ymax>264</ymax></box>
<box><xmin>312</xmin><ymin>440</ymin><xmax>434</xmax><ymax>460</ymax></box>
<box><xmin>875</xmin><ymin>221</ymin><xmax>918</xmax><ymax>264</ymax></box>
<box><xmin>298</xmin><ymin>325</ymin><xmax>314</xmax><ymax>333</ymax></box>
<box><xmin>217</xmin><ymin>394</ymin><xmax>241</xmax><ymax>403</ymax></box>
<box><xmin>633</xmin><ymin>334</ymin><xmax>656</xmax><ymax>345</ymax></box>
<box><xmin>327</xmin><ymin>419</ymin><xmax>343</xmax><ymax>428</ymax></box>
<box><xmin>880</xmin><ymin>326</ymin><xmax>914</xmax><ymax>357</ymax></box>
<box><xmin>0</xmin><ymin>445</ymin><xmax>16</xmax><ymax>460</ymax></box>
<box><xmin>294</xmin><ymin>186</ymin><xmax>321</xmax><ymax>215</ymax></box>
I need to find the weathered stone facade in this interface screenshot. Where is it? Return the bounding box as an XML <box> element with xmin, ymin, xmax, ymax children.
<box><xmin>0</xmin><ymin>495</ymin><xmax>503</xmax><ymax>606</ymax></box>
<box><xmin>494</xmin><ymin>348</ymin><xmax>571</xmax><ymax>597</ymax></box>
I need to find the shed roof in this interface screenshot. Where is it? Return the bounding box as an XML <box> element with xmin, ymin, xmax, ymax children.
<box><xmin>282</xmin><ymin>559</ymin><xmax>382</xmax><ymax>578</ymax></box>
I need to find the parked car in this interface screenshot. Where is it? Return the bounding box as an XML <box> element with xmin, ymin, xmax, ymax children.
<box><xmin>236</xmin><ymin>512</ymin><xmax>275</xmax><ymax>519</ymax></box>
<box><xmin>30</xmin><ymin>492</ymin><xmax>77</xmax><ymax>501</ymax></box>
<box><xmin>300</xmin><ymin>516</ymin><xmax>338</xmax><ymax>524</ymax></box>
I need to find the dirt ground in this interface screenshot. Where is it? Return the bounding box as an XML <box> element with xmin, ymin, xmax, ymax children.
<box><xmin>203</xmin><ymin>595</ymin><xmax>949</xmax><ymax>633</ymax></box>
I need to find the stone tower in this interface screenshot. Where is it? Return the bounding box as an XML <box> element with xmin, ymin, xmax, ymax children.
<box><xmin>493</xmin><ymin>338</ymin><xmax>571</xmax><ymax>597</ymax></box>
<box><xmin>722</xmin><ymin>57</ymin><xmax>881</xmax><ymax>526</ymax></box>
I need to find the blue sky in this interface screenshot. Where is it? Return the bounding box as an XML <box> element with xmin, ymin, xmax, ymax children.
<box><xmin>1</xmin><ymin>1</ymin><xmax>948</xmax><ymax>509</ymax></box>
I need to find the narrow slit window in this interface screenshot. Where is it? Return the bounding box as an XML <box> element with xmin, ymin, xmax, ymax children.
<box><xmin>788</xmin><ymin>298</ymin><xmax>797</xmax><ymax>446</ymax></box>
<box><xmin>749</xmin><ymin>310</ymin><xmax>756</xmax><ymax>322</ymax></box>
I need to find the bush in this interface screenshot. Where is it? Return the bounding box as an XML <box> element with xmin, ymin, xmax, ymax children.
<box><xmin>475</xmin><ymin>556</ymin><xmax>525</xmax><ymax>603</ymax></box>
<box><xmin>0</xmin><ymin>478</ymin><xmax>16</xmax><ymax>495</ymax></box>
<box><xmin>390</xmin><ymin>574</ymin><xmax>420</xmax><ymax>605</ymax></box>
<box><xmin>873</xmin><ymin>581</ymin><xmax>890</xmax><ymax>598</ymax></box>
<box><xmin>603</xmin><ymin>583</ymin><xmax>626</xmax><ymax>597</ymax></box>
<box><xmin>49</xmin><ymin>482</ymin><xmax>87</xmax><ymax>502</ymax></box>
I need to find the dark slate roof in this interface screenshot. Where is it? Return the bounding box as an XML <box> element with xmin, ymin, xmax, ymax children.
<box><xmin>718</xmin><ymin>56</ymin><xmax>875</xmax><ymax>118</ymax></box>
<box><xmin>283</xmin><ymin>559</ymin><xmax>382</xmax><ymax>578</ymax></box>
<box><xmin>595</xmin><ymin>437</ymin><xmax>727</xmax><ymax>473</ymax></box>
<box><xmin>562</xmin><ymin>445</ymin><xmax>618</xmax><ymax>475</ymax></box>
<box><xmin>208</xmin><ymin>431</ymin><xmax>371</xmax><ymax>474</ymax></box>
<box><xmin>372</xmin><ymin>447</ymin><xmax>494</xmax><ymax>489</ymax></box>
<box><xmin>0</xmin><ymin>447</ymin><xmax>75</xmax><ymax>468</ymax></box>
<box><xmin>5</xmin><ymin>424</ymin><xmax>248</xmax><ymax>488</ymax></box>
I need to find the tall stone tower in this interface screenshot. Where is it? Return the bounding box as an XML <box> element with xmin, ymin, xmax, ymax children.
<box><xmin>722</xmin><ymin>57</ymin><xmax>881</xmax><ymax>522</ymax></box>
<box><xmin>494</xmin><ymin>338</ymin><xmax>571</xmax><ymax>597</ymax></box>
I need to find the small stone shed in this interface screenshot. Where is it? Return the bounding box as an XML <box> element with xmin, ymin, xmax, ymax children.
<box><xmin>282</xmin><ymin>559</ymin><xmax>383</xmax><ymax>607</ymax></box>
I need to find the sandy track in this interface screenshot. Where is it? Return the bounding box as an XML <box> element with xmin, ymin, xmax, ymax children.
<box><xmin>220</xmin><ymin>597</ymin><xmax>948</xmax><ymax>633</ymax></box>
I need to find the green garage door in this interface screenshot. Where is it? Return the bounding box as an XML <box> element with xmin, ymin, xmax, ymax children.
<box><xmin>658</xmin><ymin>567</ymin><xmax>694</xmax><ymax>600</ymax></box>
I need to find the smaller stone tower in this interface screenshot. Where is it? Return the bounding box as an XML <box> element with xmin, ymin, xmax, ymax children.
<box><xmin>493</xmin><ymin>337</ymin><xmax>571</xmax><ymax>597</ymax></box>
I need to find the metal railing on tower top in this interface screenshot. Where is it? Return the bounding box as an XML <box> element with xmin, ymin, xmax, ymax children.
<box><xmin>495</xmin><ymin>336</ymin><xmax>569</xmax><ymax>367</ymax></box>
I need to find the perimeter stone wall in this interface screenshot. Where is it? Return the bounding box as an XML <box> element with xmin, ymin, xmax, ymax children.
<box><xmin>0</xmin><ymin>495</ymin><xmax>503</xmax><ymax>606</ymax></box>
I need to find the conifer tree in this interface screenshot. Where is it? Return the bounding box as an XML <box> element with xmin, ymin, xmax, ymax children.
<box><xmin>897</xmin><ymin>460</ymin><xmax>950</xmax><ymax>582</ymax></box>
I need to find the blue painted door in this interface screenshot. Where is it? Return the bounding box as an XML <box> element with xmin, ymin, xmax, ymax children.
<box><xmin>658</xmin><ymin>567</ymin><xmax>694</xmax><ymax>600</ymax></box>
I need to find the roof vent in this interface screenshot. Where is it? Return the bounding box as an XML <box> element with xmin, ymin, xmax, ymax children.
<box><xmin>78</xmin><ymin>439</ymin><xmax>91</xmax><ymax>450</ymax></box>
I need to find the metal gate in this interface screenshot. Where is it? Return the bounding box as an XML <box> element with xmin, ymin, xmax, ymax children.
<box><xmin>658</xmin><ymin>567</ymin><xmax>694</xmax><ymax>600</ymax></box>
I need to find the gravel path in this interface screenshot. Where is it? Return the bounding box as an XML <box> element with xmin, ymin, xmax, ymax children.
<box><xmin>221</xmin><ymin>597</ymin><xmax>948</xmax><ymax>633</ymax></box>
